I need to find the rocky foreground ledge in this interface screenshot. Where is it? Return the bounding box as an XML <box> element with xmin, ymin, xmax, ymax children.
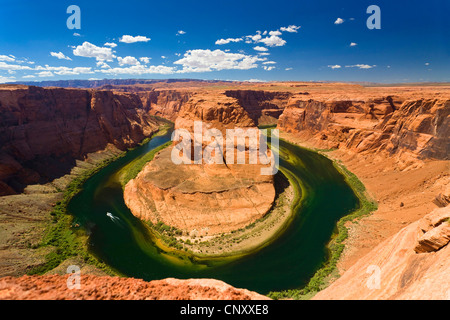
<box><xmin>0</xmin><ymin>275</ymin><xmax>269</xmax><ymax>300</ymax></box>
<box><xmin>313</xmin><ymin>206</ymin><xmax>450</xmax><ymax>300</ymax></box>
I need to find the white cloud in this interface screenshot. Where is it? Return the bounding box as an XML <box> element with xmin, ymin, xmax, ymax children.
<box><xmin>73</xmin><ymin>42</ymin><xmax>116</xmax><ymax>61</ymax></box>
<box><xmin>161</xmin><ymin>55</ymin><xmax>167</xmax><ymax>59</ymax></box>
<box><xmin>0</xmin><ymin>75</ymin><xmax>16</xmax><ymax>83</ymax></box>
<box><xmin>96</xmin><ymin>61</ymin><xmax>111</xmax><ymax>69</ymax></box>
<box><xmin>253</xmin><ymin>46</ymin><xmax>269</xmax><ymax>52</ymax></box>
<box><xmin>119</xmin><ymin>35</ymin><xmax>151</xmax><ymax>43</ymax></box>
<box><xmin>0</xmin><ymin>55</ymin><xmax>15</xmax><ymax>62</ymax></box>
<box><xmin>334</xmin><ymin>18</ymin><xmax>344</xmax><ymax>25</ymax></box>
<box><xmin>263</xmin><ymin>61</ymin><xmax>276</xmax><ymax>64</ymax></box>
<box><xmin>54</xmin><ymin>67</ymin><xmax>93</xmax><ymax>75</ymax></box>
<box><xmin>50</xmin><ymin>52</ymin><xmax>72</xmax><ymax>61</ymax></box>
<box><xmin>328</xmin><ymin>65</ymin><xmax>342</xmax><ymax>69</ymax></box>
<box><xmin>117</xmin><ymin>56</ymin><xmax>140</xmax><ymax>66</ymax></box>
<box><xmin>139</xmin><ymin>57</ymin><xmax>151</xmax><ymax>64</ymax></box>
<box><xmin>176</xmin><ymin>30</ymin><xmax>186</xmax><ymax>36</ymax></box>
<box><xmin>285</xmin><ymin>67</ymin><xmax>293</xmax><ymax>71</ymax></box>
<box><xmin>258</xmin><ymin>31</ymin><xmax>286</xmax><ymax>47</ymax></box>
<box><xmin>33</xmin><ymin>65</ymin><xmax>94</xmax><ymax>75</ymax></box>
<box><xmin>73</xmin><ymin>33</ymin><xmax>81</xmax><ymax>37</ymax></box>
<box><xmin>22</xmin><ymin>75</ymin><xmax>36</xmax><ymax>79</ymax></box>
<box><xmin>0</xmin><ymin>61</ymin><xmax>33</xmax><ymax>71</ymax></box>
<box><xmin>37</xmin><ymin>71</ymin><xmax>54</xmax><ymax>77</ymax></box>
<box><xmin>258</xmin><ymin>52</ymin><xmax>270</xmax><ymax>56</ymax></box>
<box><xmin>263</xmin><ymin>66</ymin><xmax>275</xmax><ymax>71</ymax></box>
<box><xmin>245</xmin><ymin>34</ymin><xmax>262</xmax><ymax>43</ymax></box>
<box><xmin>215</xmin><ymin>38</ymin><xmax>243</xmax><ymax>45</ymax></box>
<box><xmin>350</xmin><ymin>42</ymin><xmax>357</xmax><ymax>47</ymax></box>
<box><xmin>280</xmin><ymin>25</ymin><xmax>301</xmax><ymax>33</ymax></box>
<box><xmin>425</xmin><ymin>62</ymin><xmax>430</xmax><ymax>66</ymax></box>
<box><xmin>174</xmin><ymin>49</ymin><xmax>259</xmax><ymax>72</ymax></box>
<box><xmin>345</xmin><ymin>64</ymin><xmax>376</xmax><ymax>69</ymax></box>
<box><xmin>104</xmin><ymin>42</ymin><xmax>117</xmax><ymax>48</ymax></box>
<box><xmin>98</xmin><ymin>64</ymin><xmax>175</xmax><ymax>75</ymax></box>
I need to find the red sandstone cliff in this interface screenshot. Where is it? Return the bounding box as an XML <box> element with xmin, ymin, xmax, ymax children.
<box><xmin>0</xmin><ymin>85</ymin><xmax>159</xmax><ymax>195</ymax></box>
<box><xmin>278</xmin><ymin>98</ymin><xmax>450</xmax><ymax>163</ymax></box>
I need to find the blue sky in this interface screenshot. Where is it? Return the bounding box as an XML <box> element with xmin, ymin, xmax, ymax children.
<box><xmin>0</xmin><ymin>0</ymin><xmax>449</xmax><ymax>83</ymax></box>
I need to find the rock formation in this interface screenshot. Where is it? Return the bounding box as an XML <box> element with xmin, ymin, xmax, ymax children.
<box><xmin>124</xmin><ymin>92</ymin><xmax>275</xmax><ymax>235</ymax></box>
<box><xmin>313</xmin><ymin>207</ymin><xmax>450</xmax><ymax>300</ymax></box>
<box><xmin>278</xmin><ymin>98</ymin><xmax>450</xmax><ymax>163</ymax></box>
<box><xmin>0</xmin><ymin>85</ymin><xmax>159</xmax><ymax>195</ymax></box>
<box><xmin>0</xmin><ymin>275</ymin><xmax>269</xmax><ymax>300</ymax></box>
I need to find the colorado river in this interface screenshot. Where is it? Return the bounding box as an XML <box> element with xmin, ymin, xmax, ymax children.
<box><xmin>68</xmin><ymin>129</ymin><xmax>359</xmax><ymax>294</ymax></box>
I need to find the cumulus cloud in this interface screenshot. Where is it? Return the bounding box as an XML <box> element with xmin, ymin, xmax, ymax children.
<box><xmin>98</xmin><ymin>64</ymin><xmax>175</xmax><ymax>75</ymax></box>
<box><xmin>0</xmin><ymin>55</ymin><xmax>15</xmax><ymax>62</ymax></box>
<box><xmin>119</xmin><ymin>35</ymin><xmax>151</xmax><ymax>43</ymax></box>
<box><xmin>174</xmin><ymin>49</ymin><xmax>259</xmax><ymax>72</ymax></box>
<box><xmin>0</xmin><ymin>61</ymin><xmax>33</xmax><ymax>71</ymax></box>
<box><xmin>104</xmin><ymin>42</ymin><xmax>117</xmax><ymax>48</ymax></box>
<box><xmin>139</xmin><ymin>57</ymin><xmax>151</xmax><ymax>64</ymax></box>
<box><xmin>263</xmin><ymin>66</ymin><xmax>275</xmax><ymax>71</ymax></box>
<box><xmin>350</xmin><ymin>42</ymin><xmax>357</xmax><ymax>47</ymax></box>
<box><xmin>258</xmin><ymin>31</ymin><xmax>286</xmax><ymax>47</ymax></box>
<box><xmin>176</xmin><ymin>30</ymin><xmax>186</xmax><ymax>36</ymax></box>
<box><xmin>50</xmin><ymin>52</ymin><xmax>72</xmax><ymax>60</ymax></box>
<box><xmin>96</xmin><ymin>61</ymin><xmax>111</xmax><ymax>69</ymax></box>
<box><xmin>22</xmin><ymin>75</ymin><xmax>36</xmax><ymax>78</ymax></box>
<box><xmin>334</xmin><ymin>18</ymin><xmax>344</xmax><ymax>24</ymax></box>
<box><xmin>73</xmin><ymin>42</ymin><xmax>116</xmax><ymax>61</ymax></box>
<box><xmin>253</xmin><ymin>46</ymin><xmax>268</xmax><ymax>52</ymax></box>
<box><xmin>37</xmin><ymin>71</ymin><xmax>54</xmax><ymax>77</ymax></box>
<box><xmin>345</xmin><ymin>64</ymin><xmax>376</xmax><ymax>69</ymax></box>
<box><xmin>117</xmin><ymin>56</ymin><xmax>140</xmax><ymax>66</ymax></box>
<box><xmin>285</xmin><ymin>67</ymin><xmax>293</xmax><ymax>71</ymax></box>
<box><xmin>328</xmin><ymin>65</ymin><xmax>342</xmax><ymax>69</ymax></box>
<box><xmin>0</xmin><ymin>75</ymin><xmax>16</xmax><ymax>83</ymax></box>
<box><xmin>245</xmin><ymin>32</ymin><xmax>262</xmax><ymax>43</ymax></box>
<box><xmin>73</xmin><ymin>33</ymin><xmax>81</xmax><ymax>37</ymax></box>
<box><xmin>215</xmin><ymin>38</ymin><xmax>243</xmax><ymax>45</ymax></box>
<box><xmin>33</xmin><ymin>65</ymin><xmax>94</xmax><ymax>75</ymax></box>
<box><xmin>262</xmin><ymin>61</ymin><xmax>276</xmax><ymax>64</ymax></box>
<box><xmin>280</xmin><ymin>25</ymin><xmax>301</xmax><ymax>33</ymax></box>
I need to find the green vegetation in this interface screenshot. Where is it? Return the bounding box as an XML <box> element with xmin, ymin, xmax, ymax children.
<box><xmin>267</xmin><ymin>160</ymin><xmax>377</xmax><ymax>300</ymax></box>
<box><xmin>27</xmin><ymin>154</ymin><xmax>125</xmax><ymax>276</ymax></box>
<box><xmin>27</xmin><ymin>126</ymin><xmax>171</xmax><ymax>276</ymax></box>
<box><xmin>119</xmin><ymin>141</ymin><xmax>172</xmax><ymax>186</ymax></box>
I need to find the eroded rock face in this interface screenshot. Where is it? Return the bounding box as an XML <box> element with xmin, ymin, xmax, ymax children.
<box><xmin>124</xmin><ymin>92</ymin><xmax>276</xmax><ymax>235</ymax></box>
<box><xmin>415</xmin><ymin>206</ymin><xmax>450</xmax><ymax>253</ymax></box>
<box><xmin>278</xmin><ymin>98</ymin><xmax>450</xmax><ymax>161</ymax></box>
<box><xmin>138</xmin><ymin>90</ymin><xmax>194</xmax><ymax>121</ymax></box>
<box><xmin>313</xmin><ymin>207</ymin><xmax>450</xmax><ymax>300</ymax></box>
<box><xmin>124</xmin><ymin>147</ymin><xmax>275</xmax><ymax>235</ymax></box>
<box><xmin>0</xmin><ymin>86</ymin><xmax>159</xmax><ymax>195</ymax></box>
<box><xmin>0</xmin><ymin>275</ymin><xmax>270</xmax><ymax>300</ymax></box>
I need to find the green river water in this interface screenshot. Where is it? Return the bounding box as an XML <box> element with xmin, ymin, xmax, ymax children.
<box><xmin>68</xmin><ymin>129</ymin><xmax>359</xmax><ymax>294</ymax></box>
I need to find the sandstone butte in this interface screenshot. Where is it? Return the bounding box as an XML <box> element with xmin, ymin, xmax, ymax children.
<box><xmin>0</xmin><ymin>81</ymin><xmax>449</xmax><ymax>300</ymax></box>
<box><xmin>124</xmin><ymin>92</ymin><xmax>276</xmax><ymax>236</ymax></box>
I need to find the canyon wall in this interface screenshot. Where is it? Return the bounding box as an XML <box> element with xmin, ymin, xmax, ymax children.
<box><xmin>313</xmin><ymin>206</ymin><xmax>450</xmax><ymax>300</ymax></box>
<box><xmin>0</xmin><ymin>86</ymin><xmax>159</xmax><ymax>195</ymax></box>
<box><xmin>278</xmin><ymin>98</ymin><xmax>450</xmax><ymax>164</ymax></box>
